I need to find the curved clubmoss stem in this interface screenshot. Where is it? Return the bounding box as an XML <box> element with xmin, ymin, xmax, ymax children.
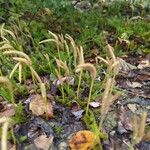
<box><xmin>61</xmin><ymin>86</ymin><xmax>65</xmax><ymax>103</ymax></box>
<box><xmin>10</xmin><ymin>127</ymin><xmax>16</xmax><ymax>144</ymax></box>
<box><xmin>40</xmin><ymin>83</ymin><xmax>48</xmax><ymax>120</ymax></box>
<box><xmin>130</xmin><ymin>141</ymin><xmax>135</xmax><ymax>150</ymax></box>
<box><xmin>99</xmin><ymin>139</ymin><xmax>103</xmax><ymax>150</ymax></box>
<box><xmin>57</xmin><ymin>45</ymin><xmax>61</xmax><ymax>60</ymax></box>
<box><xmin>1</xmin><ymin>121</ymin><xmax>9</xmax><ymax>150</ymax></box>
<box><xmin>29</xmin><ymin>67</ymin><xmax>42</xmax><ymax>84</ymax></box>
<box><xmin>86</xmin><ymin>78</ymin><xmax>94</xmax><ymax>116</ymax></box>
<box><xmin>29</xmin><ymin>67</ymin><xmax>49</xmax><ymax>119</ymax></box>
<box><xmin>99</xmin><ymin>115</ymin><xmax>105</xmax><ymax>130</ymax></box>
<box><xmin>58</xmin><ymin>68</ymin><xmax>65</xmax><ymax>103</ymax></box>
<box><xmin>77</xmin><ymin>70</ymin><xmax>83</xmax><ymax>99</ymax></box>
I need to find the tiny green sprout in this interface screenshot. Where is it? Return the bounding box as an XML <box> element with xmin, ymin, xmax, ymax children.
<box><xmin>76</xmin><ymin>63</ymin><xmax>97</xmax><ymax>116</ymax></box>
<box><xmin>54</xmin><ymin>126</ymin><xmax>63</xmax><ymax>135</ymax></box>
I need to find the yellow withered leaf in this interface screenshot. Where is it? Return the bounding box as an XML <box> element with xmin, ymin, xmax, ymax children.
<box><xmin>69</xmin><ymin>130</ymin><xmax>97</xmax><ymax>150</ymax></box>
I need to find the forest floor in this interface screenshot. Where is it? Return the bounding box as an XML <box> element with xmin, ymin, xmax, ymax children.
<box><xmin>0</xmin><ymin>0</ymin><xmax>150</xmax><ymax>150</ymax></box>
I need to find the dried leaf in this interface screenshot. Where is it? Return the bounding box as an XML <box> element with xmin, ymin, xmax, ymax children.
<box><xmin>127</xmin><ymin>104</ymin><xmax>137</xmax><ymax>113</ymax></box>
<box><xmin>69</xmin><ymin>130</ymin><xmax>97</xmax><ymax>150</ymax></box>
<box><xmin>29</xmin><ymin>94</ymin><xmax>53</xmax><ymax>118</ymax></box>
<box><xmin>131</xmin><ymin>112</ymin><xmax>147</xmax><ymax>143</ymax></box>
<box><xmin>34</xmin><ymin>134</ymin><xmax>53</xmax><ymax>150</ymax></box>
<box><xmin>9</xmin><ymin>145</ymin><xmax>16</xmax><ymax>150</ymax></box>
<box><xmin>89</xmin><ymin>102</ymin><xmax>100</xmax><ymax>108</ymax></box>
<box><xmin>118</xmin><ymin>106</ymin><xmax>132</xmax><ymax>131</ymax></box>
<box><xmin>137</xmin><ymin>60</ymin><xmax>150</xmax><ymax>69</ymax></box>
<box><xmin>127</xmin><ymin>81</ymin><xmax>142</xmax><ymax>88</ymax></box>
<box><xmin>72</xmin><ymin>110</ymin><xmax>84</xmax><ymax>120</ymax></box>
<box><xmin>53</xmin><ymin>77</ymin><xmax>75</xmax><ymax>87</ymax></box>
<box><xmin>142</xmin><ymin>132</ymin><xmax>150</xmax><ymax>141</ymax></box>
<box><xmin>0</xmin><ymin>101</ymin><xmax>15</xmax><ymax>117</ymax></box>
<box><xmin>118</xmin><ymin>58</ymin><xmax>137</xmax><ymax>71</ymax></box>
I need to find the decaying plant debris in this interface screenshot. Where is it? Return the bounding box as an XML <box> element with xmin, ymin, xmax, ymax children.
<box><xmin>0</xmin><ymin>0</ymin><xmax>150</xmax><ymax>150</ymax></box>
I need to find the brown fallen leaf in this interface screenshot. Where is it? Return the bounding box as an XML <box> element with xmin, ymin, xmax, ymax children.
<box><xmin>137</xmin><ymin>59</ymin><xmax>150</xmax><ymax>69</ymax></box>
<box><xmin>53</xmin><ymin>76</ymin><xmax>75</xmax><ymax>87</ymax></box>
<box><xmin>142</xmin><ymin>132</ymin><xmax>150</xmax><ymax>141</ymax></box>
<box><xmin>69</xmin><ymin>130</ymin><xmax>97</xmax><ymax>150</ymax></box>
<box><xmin>118</xmin><ymin>106</ymin><xmax>132</xmax><ymax>131</ymax></box>
<box><xmin>29</xmin><ymin>94</ymin><xmax>53</xmax><ymax>118</ymax></box>
<box><xmin>34</xmin><ymin>134</ymin><xmax>53</xmax><ymax>150</ymax></box>
<box><xmin>127</xmin><ymin>81</ymin><xmax>142</xmax><ymax>88</ymax></box>
<box><xmin>9</xmin><ymin>145</ymin><xmax>16</xmax><ymax>150</ymax></box>
<box><xmin>0</xmin><ymin>101</ymin><xmax>15</xmax><ymax>117</ymax></box>
<box><xmin>127</xmin><ymin>104</ymin><xmax>137</xmax><ymax>113</ymax></box>
<box><xmin>118</xmin><ymin>58</ymin><xmax>137</xmax><ymax>72</ymax></box>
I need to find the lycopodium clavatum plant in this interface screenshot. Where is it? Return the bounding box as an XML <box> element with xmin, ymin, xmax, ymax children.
<box><xmin>3</xmin><ymin>50</ymin><xmax>49</xmax><ymax>118</ymax></box>
<box><xmin>76</xmin><ymin>63</ymin><xmax>97</xmax><ymax>116</ymax></box>
<box><xmin>130</xmin><ymin>112</ymin><xmax>147</xmax><ymax>150</ymax></box>
<box><xmin>0</xmin><ymin>117</ymin><xmax>15</xmax><ymax>150</ymax></box>
<box><xmin>39</xmin><ymin>31</ymin><xmax>64</xmax><ymax>60</ymax></box>
<box><xmin>96</xmin><ymin>44</ymin><xmax>121</xmax><ymax>128</ymax></box>
<box><xmin>0</xmin><ymin>26</ymin><xmax>49</xmax><ymax>118</ymax></box>
<box><xmin>76</xmin><ymin>46</ymin><xmax>85</xmax><ymax>99</ymax></box>
<box><xmin>99</xmin><ymin>77</ymin><xmax>121</xmax><ymax>128</ymax></box>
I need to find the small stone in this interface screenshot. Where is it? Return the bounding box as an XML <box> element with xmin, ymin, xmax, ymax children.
<box><xmin>58</xmin><ymin>142</ymin><xmax>69</xmax><ymax>150</ymax></box>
